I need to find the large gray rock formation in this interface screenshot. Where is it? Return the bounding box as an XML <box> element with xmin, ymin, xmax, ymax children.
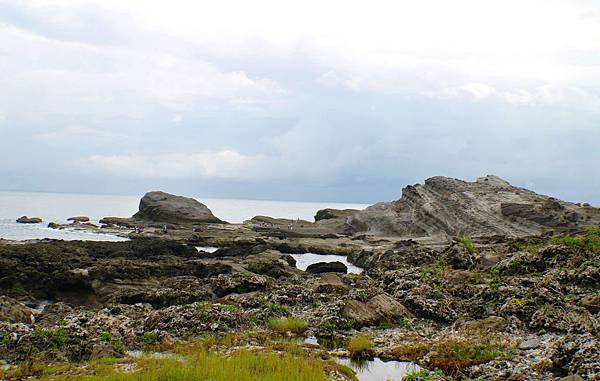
<box><xmin>346</xmin><ymin>175</ymin><xmax>600</xmax><ymax>239</ymax></box>
<box><xmin>133</xmin><ymin>191</ymin><xmax>223</xmax><ymax>224</ymax></box>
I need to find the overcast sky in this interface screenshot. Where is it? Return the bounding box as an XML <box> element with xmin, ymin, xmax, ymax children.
<box><xmin>1</xmin><ymin>0</ymin><xmax>599</xmax><ymax>203</ymax></box>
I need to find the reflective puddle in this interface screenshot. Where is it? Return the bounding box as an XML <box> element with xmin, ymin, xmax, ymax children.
<box><xmin>289</xmin><ymin>253</ymin><xmax>363</xmax><ymax>274</ymax></box>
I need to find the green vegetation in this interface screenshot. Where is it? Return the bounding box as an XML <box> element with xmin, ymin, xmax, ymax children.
<box><xmin>142</xmin><ymin>332</ymin><xmax>159</xmax><ymax>344</ymax></box>
<box><xmin>267</xmin><ymin>317</ymin><xmax>308</xmax><ymax>334</ymax></box>
<box><xmin>427</xmin><ymin>337</ymin><xmax>507</xmax><ymax>375</ymax></box>
<box><xmin>346</xmin><ymin>333</ymin><xmax>373</xmax><ymax>358</ymax></box>
<box><xmin>74</xmin><ymin>350</ymin><xmax>330</xmax><ymax>381</ymax></box>
<box><xmin>403</xmin><ymin>369</ymin><xmax>444</xmax><ymax>381</ymax></box>
<box><xmin>1</xmin><ymin>334</ymin><xmax>350</xmax><ymax>381</ymax></box>
<box><xmin>420</xmin><ymin>261</ymin><xmax>449</xmax><ymax>278</ymax></box>
<box><xmin>551</xmin><ymin>228</ymin><xmax>600</xmax><ymax>254</ymax></box>
<box><xmin>459</xmin><ymin>238</ymin><xmax>478</xmax><ymax>254</ymax></box>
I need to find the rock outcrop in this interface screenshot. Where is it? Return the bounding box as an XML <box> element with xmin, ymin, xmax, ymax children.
<box><xmin>346</xmin><ymin>175</ymin><xmax>600</xmax><ymax>239</ymax></box>
<box><xmin>16</xmin><ymin>216</ymin><xmax>42</xmax><ymax>224</ymax></box>
<box><xmin>67</xmin><ymin>216</ymin><xmax>90</xmax><ymax>223</ymax></box>
<box><xmin>132</xmin><ymin>191</ymin><xmax>222</xmax><ymax>224</ymax></box>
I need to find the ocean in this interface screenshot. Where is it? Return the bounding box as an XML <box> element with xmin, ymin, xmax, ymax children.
<box><xmin>0</xmin><ymin>191</ymin><xmax>368</xmax><ymax>241</ymax></box>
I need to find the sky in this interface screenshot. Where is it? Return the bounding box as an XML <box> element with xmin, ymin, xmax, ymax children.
<box><xmin>0</xmin><ymin>0</ymin><xmax>599</xmax><ymax>203</ymax></box>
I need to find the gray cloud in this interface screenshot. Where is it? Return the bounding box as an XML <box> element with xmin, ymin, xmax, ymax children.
<box><xmin>0</xmin><ymin>0</ymin><xmax>599</xmax><ymax>204</ymax></box>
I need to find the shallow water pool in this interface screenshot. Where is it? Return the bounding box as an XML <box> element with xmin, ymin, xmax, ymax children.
<box><xmin>289</xmin><ymin>252</ymin><xmax>363</xmax><ymax>274</ymax></box>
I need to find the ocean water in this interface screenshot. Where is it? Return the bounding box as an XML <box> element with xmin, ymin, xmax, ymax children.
<box><xmin>0</xmin><ymin>191</ymin><xmax>368</xmax><ymax>241</ymax></box>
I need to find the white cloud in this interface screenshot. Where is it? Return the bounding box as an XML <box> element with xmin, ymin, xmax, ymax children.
<box><xmin>0</xmin><ymin>23</ymin><xmax>284</xmax><ymax>118</ymax></box>
<box><xmin>79</xmin><ymin>150</ymin><xmax>266</xmax><ymax>179</ymax></box>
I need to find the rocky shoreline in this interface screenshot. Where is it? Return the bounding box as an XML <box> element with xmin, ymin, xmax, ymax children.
<box><xmin>1</xmin><ymin>176</ymin><xmax>599</xmax><ymax>380</ymax></box>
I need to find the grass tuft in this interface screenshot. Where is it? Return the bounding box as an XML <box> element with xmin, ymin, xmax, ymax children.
<box><xmin>267</xmin><ymin>317</ymin><xmax>308</xmax><ymax>334</ymax></box>
<box><xmin>346</xmin><ymin>333</ymin><xmax>373</xmax><ymax>358</ymax></box>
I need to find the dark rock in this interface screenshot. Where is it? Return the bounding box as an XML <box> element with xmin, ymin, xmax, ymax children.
<box><xmin>67</xmin><ymin>216</ymin><xmax>90</xmax><ymax>223</ymax></box>
<box><xmin>16</xmin><ymin>216</ymin><xmax>42</xmax><ymax>224</ymax></box>
<box><xmin>133</xmin><ymin>191</ymin><xmax>222</xmax><ymax>224</ymax></box>
<box><xmin>314</xmin><ymin>208</ymin><xmax>358</xmax><ymax>221</ymax></box>
<box><xmin>306</xmin><ymin>261</ymin><xmax>347</xmax><ymax>274</ymax></box>
<box><xmin>99</xmin><ymin>217</ymin><xmax>136</xmax><ymax>228</ymax></box>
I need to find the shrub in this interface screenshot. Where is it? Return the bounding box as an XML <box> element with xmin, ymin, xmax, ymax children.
<box><xmin>346</xmin><ymin>333</ymin><xmax>373</xmax><ymax>358</ymax></box>
<box><xmin>267</xmin><ymin>317</ymin><xmax>308</xmax><ymax>334</ymax></box>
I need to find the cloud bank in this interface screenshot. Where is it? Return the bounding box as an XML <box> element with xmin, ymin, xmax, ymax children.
<box><xmin>0</xmin><ymin>0</ymin><xmax>599</xmax><ymax>203</ymax></box>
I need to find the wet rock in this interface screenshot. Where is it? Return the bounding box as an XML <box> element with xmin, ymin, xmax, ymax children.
<box><xmin>306</xmin><ymin>261</ymin><xmax>347</xmax><ymax>274</ymax></box>
<box><xmin>133</xmin><ymin>191</ymin><xmax>222</xmax><ymax>224</ymax></box>
<box><xmin>16</xmin><ymin>216</ymin><xmax>42</xmax><ymax>224</ymax></box>
<box><xmin>67</xmin><ymin>216</ymin><xmax>90</xmax><ymax>223</ymax></box>
<box><xmin>243</xmin><ymin>250</ymin><xmax>296</xmax><ymax>278</ymax></box>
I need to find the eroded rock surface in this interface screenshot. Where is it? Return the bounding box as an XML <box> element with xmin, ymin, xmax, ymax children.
<box><xmin>133</xmin><ymin>191</ymin><xmax>223</xmax><ymax>224</ymax></box>
<box><xmin>346</xmin><ymin>175</ymin><xmax>600</xmax><ymax>239</ymax></box>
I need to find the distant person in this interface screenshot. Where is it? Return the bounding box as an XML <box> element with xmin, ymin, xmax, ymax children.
<box><xmin>163</xmin><ymin>224</ymin><xmax>168</xmax><ymax>234</ymax></box>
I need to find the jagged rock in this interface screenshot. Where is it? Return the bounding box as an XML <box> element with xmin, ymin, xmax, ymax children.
<box><xmin>243</xmin><ymin>250</ymin><xmax>297</xmax><ymax>278</ymax></box>
<box><xmin>67</xmin><ymin>216</ymin><xmax>90</xmax><ymax>223</ymax></box>
<box><xmin>133</xmin><ymin>191</ymin><xmax>222</xmax><ymax>224</ymax></box>
<box><xmin>314</xmin><ymin>273</ymin><xmax>347</xmax><ymax>293</ymax></box>
<box><xmin>0</xmin><ymin>296</ymin><xmax>34</xmax><ymax>324</ymax></box>
<box><xmin>342</xmin><ymin>294</ymin><xmax>411</xmax><ymax>327</ymax></box>
<box><xmin>306</xmin><ymin>261</ymin><xmax>347</xmax><ymax>274</ymax></box>
<box><xmin>16</xmin><ymin>216</ymin><xmax>42</xmax><ymax>224</ymax></box>
<box><xmin>347</xmin><ymin>175</ymin><xmax>600</xmax><ymax>239</ymax></box>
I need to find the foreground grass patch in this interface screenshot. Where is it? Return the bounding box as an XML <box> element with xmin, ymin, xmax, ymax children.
<box><xmin>72</xmin><ymin>350</ymin><xmax>330</xmax><ymax>381</ymax></box>
<box><xmin>267</xmin><ymin>317</ymin><xmax>308</xmax><ymax>334</ymax></box>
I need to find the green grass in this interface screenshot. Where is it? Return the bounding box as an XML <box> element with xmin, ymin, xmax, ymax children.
<box><xmin>551</xmin><ymin>228</ymin><xmax>600</xmax><ymax>254</ymax></box>
<box><xmin>267</xmin><ymin>317</ymin><xmax>308</xmax><ymax>334</ymax></box>
<box><xmin>70</xmin><ymin>350</ymin><xmax>331</xmax><ymax>381</ymax></box>
<box><xmin>459</xmin><ymin>238</ymin><xmax>477</xmax><ymax>254</ymax></box>
<box><xmin>346</xmin><ymin>333</ymin><xmax>373</xmax><ymax>358</ymax></box>
<box><xmin>403</xmin><ymin>370</ymin><xmax>444</xmax><ymax>381</ymax></box>
<box><xmin>427</xmin><ymin>337</ymin><xmax>506</xmax><ymax>375</ymax></box>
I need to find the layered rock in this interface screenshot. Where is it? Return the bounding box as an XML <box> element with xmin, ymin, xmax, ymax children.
<box><xmin>347</xmin><ymin>175</ymin><xmax>600</xmax><ymax>239</ymax></box>
<box><xmin>132</xmin><ymin>191</ymin><xmax>222</xmax><ymax>224</ymax></box>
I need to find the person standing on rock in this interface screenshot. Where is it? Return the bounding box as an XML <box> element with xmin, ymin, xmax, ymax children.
<box><xmin>162</xmin><ymin>224</ymin><xmax>168</xmax><ymax>234</ymax></box>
